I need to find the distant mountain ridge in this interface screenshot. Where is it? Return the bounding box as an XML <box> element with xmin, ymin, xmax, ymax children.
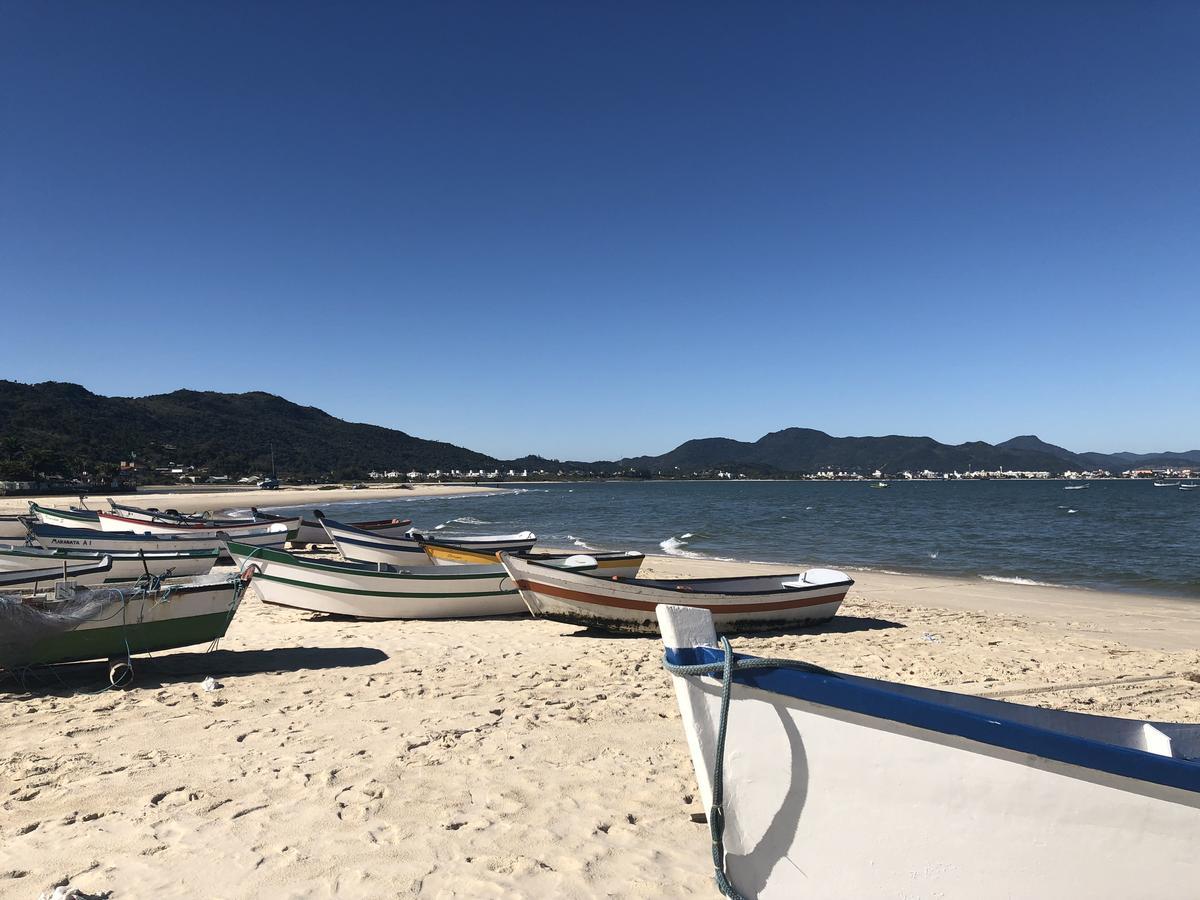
<box><xmin>1</xmin><ymin>380</ymin><xmax>1196</xmax><ymax>479</ymax></box>
<box><xmin>0</xmin><ymin>380</ymin><xmax>501</xmax><ymax>480</ymax></box>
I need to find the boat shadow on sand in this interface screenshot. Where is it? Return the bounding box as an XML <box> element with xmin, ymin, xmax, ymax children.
<box><xmin>1</xmin><ymin>645</ymin><xmax>388</xmax><ymax>694</ymax></box>
<box><xmin>562</xmin><ymin>614</ymin><xmax>905</xmax><ymax>640</ymax></box>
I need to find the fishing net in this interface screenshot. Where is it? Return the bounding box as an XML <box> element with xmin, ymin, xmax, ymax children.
<box><xmin>0</xmin><ymin>585</ymin><xmax>129</xmax><ymax>668</ymax></box>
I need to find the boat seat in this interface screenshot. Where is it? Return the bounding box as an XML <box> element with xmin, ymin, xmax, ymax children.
<box><xmin>1141</xmin><ymin>724</ymin><xmax>1174</xmax><ymax>758</ymax></box>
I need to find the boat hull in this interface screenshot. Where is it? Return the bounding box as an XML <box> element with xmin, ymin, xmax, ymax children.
<box><xmin>0</xmin><ymin>546</ymin><xmax>219</xmax><ymax>585</ymax></box>
<box><xmin>425</xmin><ymin>543</ymin><xmax>646</xmax><ymax>577</ymax></box>
<box><xmin>1</xmin><ymin>576</ymin><xmax>244</xmax><ymax>668</ymax></box>
<box><xmin>96</xmin><ymin>511</ymin><xmax>299</xmax><ymax>541</ymax></box>
<box><xmin>29</xmin><ymin>503</ymin><xmax>101</xmax><ymax>529</ymax></box>
<box><xmin>228</xmin><ymin>543</ymin><xmax>524</xmax><ymax>619</ymax></box>
<box><xmin>500</xmin><ymin>555</ymin><xmax>850</xmax><ymax>634</ymax></box>
<box><xmin>292</xmin><ymin>516</ymin><xmax>413</xmax><ymax>546</ymax></box>
<box><xmin>27</xmin><ymin>522</ymin><xmax>288</xmax><ymax>554</ymax></box>
<box><xmin>658</xmin><ymin>605</ymin><xmax>1200</xmax><ymax>900</ymax></box>
<box><xmin>321</xmin><ymin>519</ymin><xmax>535</xmax><ymax>567</ymax></box>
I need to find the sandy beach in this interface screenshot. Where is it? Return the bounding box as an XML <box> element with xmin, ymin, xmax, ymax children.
<box><xmin>3</xmin><ymin>551</ymin><xmax>1198</xmax><ymax>899</ymax></box>
<box><xmin>0</xmin><ymin>484</ymin><xmax>504</xmax><ymax>518</ymax></box>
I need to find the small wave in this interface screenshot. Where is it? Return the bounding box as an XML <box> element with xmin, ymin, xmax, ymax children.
<box><xmin>680</xmin><ymin>532</ymin><xmax>694</xmax><ymax>539</ymax></box>
<box><xmin>660</xmin><ymin>535</ymin><xmax>704</xmax><ymax>559</ymax></box>
<box><xmin>433</xmin><ymin>524</ymin><xmax>446</xmax><ymax>530</ymax></box>
<box><xmin>1067</xmin><ymin>509</ymin><xmax>1077</xmax><ymax>514</ymax></box>
<box><xmin>980</xmin><ymin>575</ymin><xmax>1060</xmax><ymax>588</ymax></box>
<box><xmin>566</xmin><ymin>534</ymin><xmax>595</xmax><ymax>550</ymax></box>
<box><xmin>451</xmin><ymin>516</ymin><xmax>491</xmax><ymax>525</ymax></box>
<box><xmin>928</xmin><ymin>551</ymin><xmax>939</xmax><ymax>559</ymax></box>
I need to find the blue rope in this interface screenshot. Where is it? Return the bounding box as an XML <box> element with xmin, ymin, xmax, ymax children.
<box><xmin>663</xmin><ymin>638</ymin><xmax>832</xmax><ymax>900</ymax></box>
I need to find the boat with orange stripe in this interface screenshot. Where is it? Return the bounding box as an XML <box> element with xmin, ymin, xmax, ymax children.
<box><xmin>498</xmin><ymin>552</ymin><xmax>852</xmax><ymax>634</ymax></box>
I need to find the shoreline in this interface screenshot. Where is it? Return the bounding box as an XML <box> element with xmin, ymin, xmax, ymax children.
<box><xmin>635</xmin><ymin>553</ymin><xmax>1200</xmax><ymax>653</ymax></box>
<box><xmin>0</xmin><ymin>484</ymin><xmax>505</xmax><ymax>517</ymax></box>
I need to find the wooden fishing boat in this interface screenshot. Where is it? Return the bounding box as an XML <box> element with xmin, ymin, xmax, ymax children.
<box><xmin>499</xmin><ymin>554</ymin><xmax>852</xmax><ymax>634</ymax></box>
<box><xmin>657</xmin><ymin>604</ymin><xmax>1200</xmax><ymax>899</ymax></box>
<box><xmin>1153</xmin><ymin>481</ymin><xmax>1180</xmax><ymax>487</ymax></box>
<box><xmin>0</xmin><ymin>544</ymin><xmax>220</xmax><ymax>586</ymax></box>
<box><xmin>423</xmin><ymin>539</ymin><xmax>645</xmax><ymax>576</ymax></box>
<box><xmin>0</xmin><ymin>515</ymin><xmax>28</xmax><ymax>542</ymax></box>
<box><xmin>1064</xmin><ymin>482</ymin><xmax>1090</xmax><ymax>490</ymax></box>
<box><xmin>28</xmin><ymin>501</ymin><xmax>101</xmax><ymax>529</ymax></box>
<box><xmin>106</xmin><ymin>498</ymin><xmax>212</xmax><ymax>524</ymax></box>
<box><xmin>226</xmin><ymin>541</ymin><xmax>525</xmax><ymax>619</ymax></box>
<box><xmin>291</xmin><ymin>512</ymin><xmax>414</xmax><ymax>546</ymax></box>
<box><xmin>27</xmin><ymin>521</ymin><xmax>289</xmax><ymax>554</ymax></box>
<box><xmin>95</xmin><ymin>510</ymin><xmax>300</xmax><ymax>542</ymax></box>
<box><xmin>1180</xmin><ymin>483</ymin><xmax>1199</xmax><ymax>491</ymax></box>
<box><xmin>0</xmin><ymin>556</ymin><xmax>113</xmax><ymax>588</ymax></box>
<box><xmin>1</xmin><ymin>574</ymin><xmax>246</xmax><ymax>670</ymax></box>
<box><xmin>319</xmin><ymin>516</ymin><xmax>536</xmax><ymax>566</ymax></box>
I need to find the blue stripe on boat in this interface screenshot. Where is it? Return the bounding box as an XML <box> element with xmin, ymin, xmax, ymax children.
<box><xmin>664</xmin><ymin>645</ymin><xmax>1200</xmax><ymax>796</ymax></box>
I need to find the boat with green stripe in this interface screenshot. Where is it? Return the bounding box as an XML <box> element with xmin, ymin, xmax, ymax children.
<box><xmin>227</xmin><ymin>541</ymin><xmax>528</xmax><ymax>619</ymax></box>
<box><xmin>0</xmin><ymin>573</ymin><xmax>246</xmax><ymax>669</ymax></box>
<box><xmin>28</xmin><ymin>501</ymin><xmax>101</xmax><ymax>529</ymax></box>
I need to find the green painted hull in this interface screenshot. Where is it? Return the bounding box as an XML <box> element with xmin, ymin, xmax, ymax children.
<box><xmin>6</xmin><ymin>609</ymin><xmax>236</xmax><ymax>668</ymax></box>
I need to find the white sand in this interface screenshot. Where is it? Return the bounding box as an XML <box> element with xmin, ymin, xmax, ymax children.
<box><xmin>3</xmin><ymin>556</ymin><xmax>1198</xmax><ymax>897</ymax></box>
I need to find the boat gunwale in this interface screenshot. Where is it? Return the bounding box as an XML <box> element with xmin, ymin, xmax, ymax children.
<box><xmin>665</xmin><ymin>643</ymin><xmax>1200</xmax><ymax>797</ymax></box>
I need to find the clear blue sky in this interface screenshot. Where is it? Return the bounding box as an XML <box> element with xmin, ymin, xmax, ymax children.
<box><xmin>3</xmin><ymin>2</ymin><xmax>1197</xmax><ymax>460</ymax></box>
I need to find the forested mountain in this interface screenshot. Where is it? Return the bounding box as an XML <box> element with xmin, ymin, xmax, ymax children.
<box><xmin>0</xmin><ymin>381</ymin><xmax>500</xmax><ymax>480</ymax></box>
<box><xmin>1</xmin><ymin>381</ymin><xmax>1194</xmax><ymax>481</ymax></box>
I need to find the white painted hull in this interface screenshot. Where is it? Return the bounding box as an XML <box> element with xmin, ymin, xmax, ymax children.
<box><xmin>292</xmin><ymin>518</ymin><xmax>413</xmax><ymax>546</ymax></box>
<box><xmin>28</xmin><ymin>524</ymin><xmax>288</xmax><ymax>554</ymax></box>
<box><xmin>0</xmin><ymin>546</ymin><xmax>218</xmax><ymax>585</ymax></box>
<box><xmin>321</xmin><ymin>519</ymin><xmax>535</xmax><ymax>567</ymax></box>
<box><xmin>227</xmin><ymin>544</ymin><xmax>525</xmax><ymax>619</ymax></box>
<box><xmin>32</xmin><ymin>508</ymin><xmax>100</xmax><ymax>529</ymax></box>
<box><xmin>658</xmin><ymin>605</ymin><xmax>1200</xmax><ymax>899</ymax></box>
<box><xmin>500</xmin><ymin>554</ymin><xmax>851</xmax><ymax>633</ymax></box>
<box><xmin>96</xmin><ymin>511</ymin><xmax>299</xmax><ymax>540</ymax></box>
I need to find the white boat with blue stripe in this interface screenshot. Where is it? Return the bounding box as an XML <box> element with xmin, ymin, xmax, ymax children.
<box><xmin>658</xmin><ymin>603</ymin><xmax>1200</xmax><ymax>899</ymax></box>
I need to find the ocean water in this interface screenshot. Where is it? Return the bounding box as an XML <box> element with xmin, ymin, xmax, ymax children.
<box><xmin>262</xmin><ymin>480</ymin><xmax>1200</xmax><ymax>599</ymax></box>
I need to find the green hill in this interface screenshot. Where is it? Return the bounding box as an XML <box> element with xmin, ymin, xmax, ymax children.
<box><xmin>0</xmin><ymin>381</ymin><xmax>500</xmax><ymax>481</ymax></box>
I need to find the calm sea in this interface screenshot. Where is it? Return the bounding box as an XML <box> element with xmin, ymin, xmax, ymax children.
<box><xmin>260</xmin><ymin>480</ymin><xmax>1200</xmax><ymax>599</ymax></box>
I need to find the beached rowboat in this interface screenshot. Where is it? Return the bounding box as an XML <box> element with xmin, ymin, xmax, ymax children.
<box><xmin>319</xmin><ymin>516</ymin><xmax>536</xmax><ymax>566</ymax></box>
<box><xmin>95</xmin><ymin>510</ymin><xmax>300</xmax><ymax>540</ymax></box>
<box><xmin>0</xmin><ymin>556</ymin><xmax>113</xmax><ymax>589</ymax></box>
<box><xmin>0</xmin><ymin>574</ymin><xmax>246</xmax><ymax>669</ymax></box>
<box><xmin>423</xmin><ymin>540</ymin><xmax>645</xmax><ymax>576</ymax></box>
<box><xmin>500</xmin><ymin>554</ymin><xmax>852</xmax><ymax>634</ymax></box>
<box><xmin>657</xmin><ymin>604</ymin><xmax>1200</xmax><ymax>899</ymax></box>
<box><xmin>27</xmin><ymin>521</ymin><xmax>289</xmax><ymax>554</ymax></box>
<box><xmin>28</xmin><ymin>502</ymin><xmax>101</xmax><ymax>529</ymax></box>
<box><xmin>0</xmin><ymin>544</ymin><xmax>220</xmax><ymax>586</ymax></box>
<box><xmin>291</xmin><ymin>512</ymin><xmax>414</xmax><ymax>546</ymax></box>
<box><xmin>227</xmin><ymin>542</ymin><xmax>525</xmax><ymax>619</ymax></box>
